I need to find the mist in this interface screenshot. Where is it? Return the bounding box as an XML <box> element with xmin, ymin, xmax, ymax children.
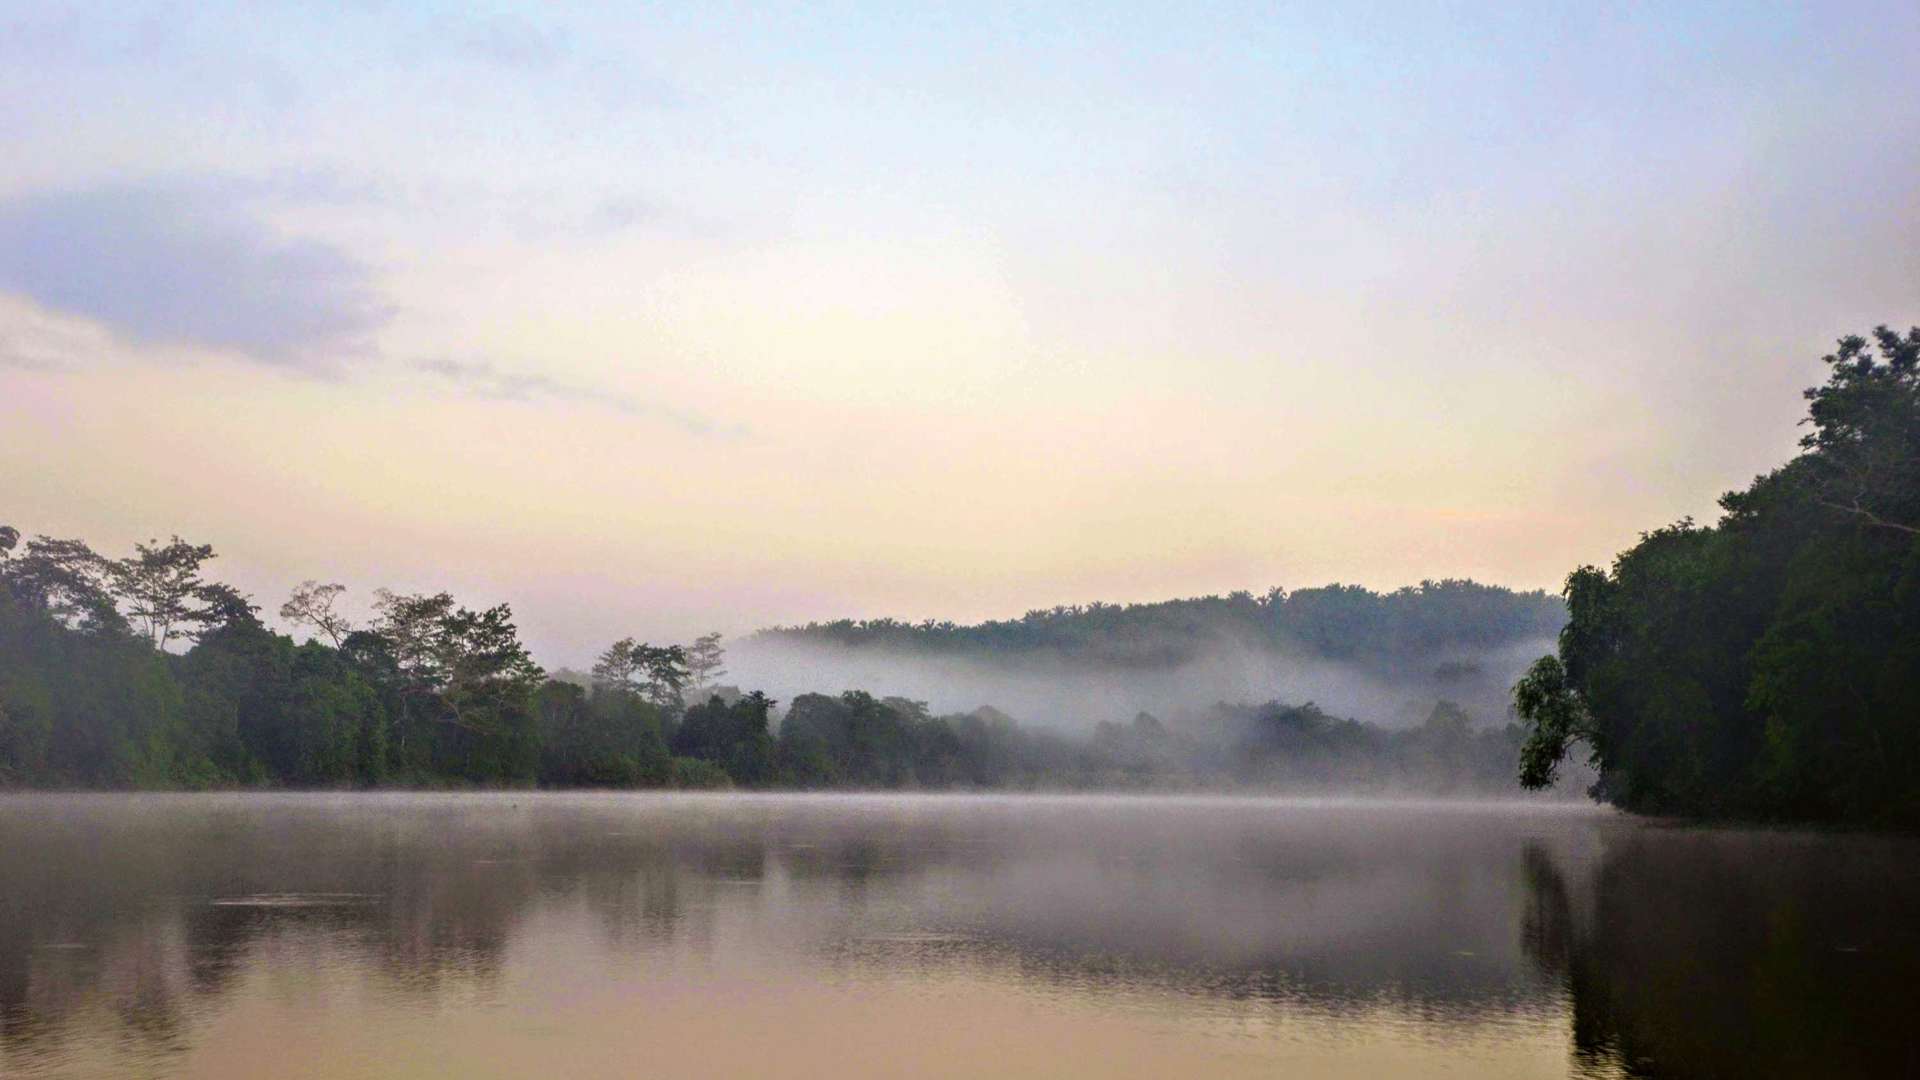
<box><xmin>729</xmin><ymin>632</ymin><xmax>1555</xmax><ymax>732</ymax></box>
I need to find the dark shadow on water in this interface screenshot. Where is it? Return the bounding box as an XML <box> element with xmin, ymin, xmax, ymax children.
<box><xmin>1522</xmin><ymin>828</ymin><xmax>1920</xmax><ymax>1079</ymax></box>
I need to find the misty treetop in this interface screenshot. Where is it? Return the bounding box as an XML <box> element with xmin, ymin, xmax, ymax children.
<box><xmin>756</xmin><ymin>580</ymin><xmax>1564</xmax><ymax>672</ymax></box>
<box><xmin>1517</xmin><ymin>326</ymin><xmax>1920</xmax><ymax>826</ymax></box>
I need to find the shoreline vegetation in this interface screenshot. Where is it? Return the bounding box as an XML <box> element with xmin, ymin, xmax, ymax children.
<box><xmin>0</xmin><ymin>530</ymin><xmax>1557</xmax><ymax>796</ymax></box>
<box><xmin>5</xmin><ymin>327</ymin><xmax>1915</xmax><ymax>828</ymax></box>
<box><xmin>1516</xmin><ymin>327</ymin><xmax>1920</xmax><ymax>829</ymax></box>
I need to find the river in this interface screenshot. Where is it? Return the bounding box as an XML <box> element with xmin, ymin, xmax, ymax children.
<box><xmin>0</xmin><ymin>793</ymin><xmax>1913</xmax><ymax>1078</ymax></box>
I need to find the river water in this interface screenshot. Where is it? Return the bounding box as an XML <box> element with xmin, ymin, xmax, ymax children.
<box><xmin>0</xmin><ymin>793</ymin><xmax>1913</xmax><ymax>1078</ymax></box>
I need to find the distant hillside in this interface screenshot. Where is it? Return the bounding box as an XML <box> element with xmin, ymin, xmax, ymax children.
<box><xmin>744</xmin><ymin>581</ymin><xmax>1566</xmax><ymax>727</ymax></box>
<box><xmin>756</xmin><ymin>581</ymin><xmax>1564</xmax><ymax>669</ymax></box>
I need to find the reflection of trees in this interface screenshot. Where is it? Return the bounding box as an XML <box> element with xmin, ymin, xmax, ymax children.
<box><xmin>0</xmin><ymin>797</ymin><xmax>877</xmax><ymax>1068</ymax></box>
<box><xmin>1522</xmin><ymin>831</ymin><xmax>1920</xmax><ymax>1079</ymax></box>
<box><xmin>770</xmin><ymin>801</ymin><xmax>1574</xmax><ymax>1019</ymax></box>
<box><xmin>4</xmin><ymin>795</ymin><xmax>1599</xmax><ymax>1066</ymax></box>
<box><xmin>29</xmin><ymin>796</ymin><xmax>1920</xmax><ymax>1079</ymax></box>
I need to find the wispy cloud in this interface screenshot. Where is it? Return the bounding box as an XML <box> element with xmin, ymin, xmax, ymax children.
<box><xmin>417</xmin><ymin>358</ymin><xmax>742</xmax><ymax>438</ymax></box>
<box><xmin>0</xmin><ymin>183</ymin><xmax>391</xmax><ymax>373</ymax></box>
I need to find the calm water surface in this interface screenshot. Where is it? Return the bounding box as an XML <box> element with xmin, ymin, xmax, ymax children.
<box><xmin>0</xmin><ymin>793</ymin><xmax>1914</xmax><ymax>1079</ymax></box>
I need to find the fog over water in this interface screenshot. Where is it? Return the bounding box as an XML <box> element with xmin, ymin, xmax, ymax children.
<box><xmin>2</xmin><ymin>793</ymin><xmax>1913</xmax><ymax>1079</ymax></box>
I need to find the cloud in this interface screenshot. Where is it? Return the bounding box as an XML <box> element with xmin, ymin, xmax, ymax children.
<box><xmin>0</xmin><ymin>292</ymin><xmax>181</xmax><ymax>372</ymax></box>
<box><xmin>0</xmin><ymin>297</ymin><xmax>90</xmax><ymax>371</ymax></box>
<box><xmin>0</xmin><ymin>184</ymin><xmax>391</xmax><ymax>373</ymax></box>
<box><xmin>416</xmin><ymin>358</ymin><xmax>742</xmax><ymax>438</ymax></box>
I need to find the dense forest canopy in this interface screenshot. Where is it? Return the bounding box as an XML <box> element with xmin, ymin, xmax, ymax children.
<box><xmin>0</xmin><ymin>530</ymin><xmax>1543</xmax><ymax>794</ymax></box>
<box><xmin>1517</xmin><ymin>327</ymin><xmax>1920</xmax><ymax>826</ymax></box>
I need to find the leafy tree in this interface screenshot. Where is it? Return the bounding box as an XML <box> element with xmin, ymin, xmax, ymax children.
<box><xmin>3</xmin><ymin>534</ymin><xmax>125</xmax><ymax>635</ymax></box>
<box><xmin>673</xmin><ymin>691</ymin><xmax>775</xmax><ymax>784</ymax></box>
<box><xmin>369</xmin><ymin>590</ymin><xmax>544</xmax><ymax>779</ymax></box>
<box><xmin>1802</xmin><ymin>326</ymin><xmax>1920</xmax><ymax>536</ymax></box>
<box><xmin>280</xmin><ymin>580</ymin><xmax>353</xmax><ymax>646</ymax></box>
<box><xmin>685</xmin><ymin>632</ymin><xmax>727</xmax><ymax>694</ymax></box>
<box><xmin>535</xmin><ymin>680</ymin><xmax>671</xmax><ymax>786</ymax></box>
<box><xmin>590</xmin><ymin>636</ymin><xmax>644</xmax><ymax>693</ymax></box>
<box><xmin>189</xmin><ymin>582</ymin><xmax>263</xmax><ymax>641</ymax></box>
<box><xmin>592</xmin><ymin>637</ymin><xmax>689</xmax><ymax>712</ymax></box>
<box><xmin>1514</xmin><ymin>657</ymin><xmax>1594</xmax><ymax>790</ymax></box>
<box><xmin>1516</xmin><ymin>326</ymin><xmax>1920</xmax><ymax>824</ymax></box>
<box><xmin>110</xmin><ymin>536</ymin><xmax>227</xmax><ymax>649</ymax></box>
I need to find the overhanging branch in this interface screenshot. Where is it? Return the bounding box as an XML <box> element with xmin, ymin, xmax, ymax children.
<box><xmin>1818</xmin><ymin>497</ymin><xmax>1920</xmax><ymax>536</ymax></box>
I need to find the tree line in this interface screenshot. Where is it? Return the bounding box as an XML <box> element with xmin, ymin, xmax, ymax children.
<box><xmin>757</xmin><ymin>580</ymin><xmax>1565</xmax><ymax>672</ymax></box>
<box><xmin>0</xmin><ymin>533</ymin><xmax>1527</xmax><ymax>792</ymax></box>
<box><xmin>1517</xmin><ymin>326</ymin><xmax>1920</xmax><ymax>827</ymax></box>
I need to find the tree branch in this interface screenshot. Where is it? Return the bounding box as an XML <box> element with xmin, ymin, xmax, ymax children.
<box><xmin>401</xmin><ymin>686</ymin><xmax>490</xmax><ymax>734</ymax></box>
<box><xmin>1817</xmin><ymin>497</ymin><xmax>1920</xmax><ymax>536</ymax></box>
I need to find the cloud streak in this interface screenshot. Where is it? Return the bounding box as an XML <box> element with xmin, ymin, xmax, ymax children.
<box><xmin>417</xmin><ymin>358</ymin><xmax>741</xmax><ymax>438</ymax></box>
<box><xmin>0</xmin><ymin>184</ymin><xmax>391</xmax><ymax>373</ymax></box>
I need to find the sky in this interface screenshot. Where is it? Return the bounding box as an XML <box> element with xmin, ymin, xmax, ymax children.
<box><xmin>2</xmin><ymin>1</ymin><xmax>1917</xmax><ymax>664</ymax></box>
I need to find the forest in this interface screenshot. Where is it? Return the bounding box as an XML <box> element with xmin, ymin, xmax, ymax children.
<box><xmin>749</xmin><ymin>580</ymin><xmax>1566</xmax><ymax>728</ymax></box>
<box><xmin>756</xmin><ymin>580</ymin><xmax>1564</xmax><ymax>677</ymax></box>
<box><xmin>1517</xmin><ymin>327</ymin><xmax>1920</xmax><ymax>826</ymax></box>
<box><xmin>17</xmin><ymin>329</ymin><xmax>1916</xmax><ymax>817</ymax></box>
<box><xmin>0</xmin><ymin>533</ymin><xmax>1532</xmax><ymax>793</ymax></box>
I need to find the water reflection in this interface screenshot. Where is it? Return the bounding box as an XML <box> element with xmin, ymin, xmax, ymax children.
<box><xmin>1523</xmin><ymin>826</ymin><xmax>1920</xmax><ymax>1079</ymax></box>
<box><xmin>0</xmin><ymin>794</ymin><xmax>1912</xmax><ymax>1078</ymax></box>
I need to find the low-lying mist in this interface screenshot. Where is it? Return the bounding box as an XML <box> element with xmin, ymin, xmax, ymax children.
<box><xmin>730</xmin><ymin>633</ymin><xmax>1555</xmax><ymax>730</ymax></box>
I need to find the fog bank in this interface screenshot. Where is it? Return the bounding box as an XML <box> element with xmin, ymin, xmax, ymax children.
<box><xmin>731</xmin><ymin>634</ymin><xmax>1554</xmax><ymax>729</ymax></box>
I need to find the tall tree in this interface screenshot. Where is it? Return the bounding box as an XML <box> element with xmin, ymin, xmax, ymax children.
<box><xmin>1802</xmin><ymin>326</ymin><xmax>1920</xmax><ymax>536</ymax></box>
<box><xmin>110</xmin><ymin>536</ymin><xmax>221</xmax><ymax>648</ymax></box>
<box><xmin>189</xmin><ymin>581</ymin><xmax>262</xmax><ymax>641</ymax></box>
<box><xmin>685</xmin><ymin>632</ymin><xmax>727</xmax><ymax>693</ymax></box>
<box><xmin>1516</xmin><ymin>326</ymin><xmax>1920</xmax><ymax>824</ymax></box>
<box><xmin>591</xmin><ymin>637</ymin><xmax>645</xmax><ymax>694</ymax></box>
<box><xmin>280</xmin><ymin>580</ymin><xmax>353</xmax><ymax>646</ymax></box>
<box><xmin>371</xmin><ymin>589</ymin><xmax>543</xmax><ymax>732</ymax></box>
<box><xmin>3</xmin><ymin>534</ymin><xmax>125</xmax><ymax>635</ymax></box>
<box><xmin>592</xmin><ymin>637</ymin><xmax>689</xmax><ymax>712</ymax></box>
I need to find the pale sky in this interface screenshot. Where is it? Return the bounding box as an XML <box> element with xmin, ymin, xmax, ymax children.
<box><xmin>3</xmin><ymin>2</ymin><xmax>1917</xmax><ymax>664</ymax></box>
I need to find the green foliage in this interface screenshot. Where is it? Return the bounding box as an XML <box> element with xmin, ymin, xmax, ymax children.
<box><xmin>673</xmin><ymin>691</ymin><xmax>776</xmax><ymax>784</ymax></box>
<box><xmin>111</xmin><ymin>536</ymin><xmax>227</xmax><ymax>647</ymax></box>
<box><xmin>537</xmin><ymin>680</ymin><xmax>672</xmax><ymax>786</ymax></box>
<box><xmin>1516</xmin><ymin>327</ymin><xmax>1920</xmax><ymax>825</ymax></box>
<box><xmin>669</xmin><ymin>756</ymin><xmax>733</xmax><ymax>789</ymax></box>
<box><xmin>591</xmin><ymin>637</ymin><xmax>690</xmax><ymax>713</ymax></box>
<box><xmin>0</xmin><ymin>523</ymin><xmax>1554</xmax><ymax>797</ymax></box>
<box><xmin>1514</xmin><ymin>657</ymin><xmax>1591</xmax><ymax>790</ymax></box>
